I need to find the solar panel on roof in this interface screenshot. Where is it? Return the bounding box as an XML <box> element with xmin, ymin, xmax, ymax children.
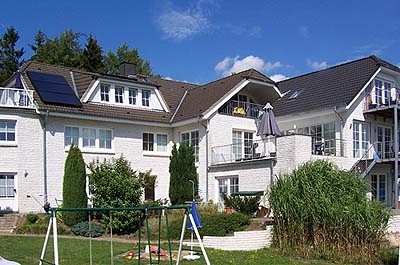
<box><xmin>27</xmin><ymin>71</ymin><xmax>81</xmax><ymax>107</ymax></box>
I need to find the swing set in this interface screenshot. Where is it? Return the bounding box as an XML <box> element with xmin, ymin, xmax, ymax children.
<box><xmin>39</xmin><ymin>205</ymin><xmax>210</xmax><ymax>265</ymax></box>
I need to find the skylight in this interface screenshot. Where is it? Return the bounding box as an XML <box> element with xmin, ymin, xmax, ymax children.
<box><xmin>288</xmin><ymin>90</ymin><xmax>302</xmax><ymax>99</ymax></box>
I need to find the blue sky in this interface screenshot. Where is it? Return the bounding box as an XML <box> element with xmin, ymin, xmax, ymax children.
<box><xmin>1</xmin><ymin>0</ymin><xmax>399</xmax><ymax>84</ymax></box>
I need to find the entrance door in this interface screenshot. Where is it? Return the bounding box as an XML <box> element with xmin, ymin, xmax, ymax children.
<box><xmin>371</xmin><ymin>174</ymin><xmax>387</xmax><ymax>203</ymax></box>
<box><xmin>0</xmin><ymin>175</ymin><xmax>17</xmax><ymax>212</ymax></box>
<box><xmin>377</xmin><ymin>126</ymin><xmax>392</xmax><ymax>159</ymax></box>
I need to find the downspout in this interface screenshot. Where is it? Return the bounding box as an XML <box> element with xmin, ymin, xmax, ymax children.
<box><xmin>41</xmin><ymin>110</ymin><xmax>49</xmax><ymax>204</ymax></box>
<box><xmin>334</xmin><ymin>106</ymin><xmax>344</xmax><ymax>156</ymax></box>
<box><xmin>197</xmin><ymin>115</ymin><xmax>209</xmax><ymax>202</ymax></box>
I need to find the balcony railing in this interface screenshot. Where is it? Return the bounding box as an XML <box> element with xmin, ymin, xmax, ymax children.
<box><xmin>364</xmin><ymin>87</ymin><xmax>400</xmax><ymax>111</ymax></box>
<box><xmin>218</xmin><ymin>100</ymin><xmax>264</xmax><ymax>119</ymax></box>
<box><xmin>0</xmin><ymin>87</ymin><xmax>34</xmax><ymax>108</ymax></box>
<box><xmin>211</xmin><ymin>138</ymin><xmax>276</xmax><ymax>165</ymax></box>
<box><xmin>311</xmin><ymin>137</ymin><xmax>347</xmax><ymax>157</ymax></box>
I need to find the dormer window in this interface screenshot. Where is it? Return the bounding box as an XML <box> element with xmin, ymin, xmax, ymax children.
<box><xmin>142</xmin><ymin>90</ymin><xmax>151</xmax><ymax>107</ymax></box>
<box><xmin>129</xmin><ymin>88</ymin><xmax>137</xmax><ymax>105</ymax></box>
<box><xmin>100</xmin><ymin>84</ymin><xmax>110</xmax><ymax>102</ymax></box>
<box><xmin>115</xmin><ymin>86</ymin><xmax>124</xmax><ymax>103</ymax></box>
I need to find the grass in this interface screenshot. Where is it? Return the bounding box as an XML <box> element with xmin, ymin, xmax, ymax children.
<box><xmin>0</xmin><ymin>235</ymin><xmax>341</xmax><ymax>265</ymax></box>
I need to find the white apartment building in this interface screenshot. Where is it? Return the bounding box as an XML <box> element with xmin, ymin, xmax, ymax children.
<box><xmin>0</xmin><ymin>55</ymin><xmax>399</xmax><ymax>213</ymax></box>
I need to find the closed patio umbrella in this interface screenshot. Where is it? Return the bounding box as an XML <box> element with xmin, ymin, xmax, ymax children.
<box><xmin>257</xmin><ymin>103</ymin><xmax>281</xmax><ymax>137</ymax></box>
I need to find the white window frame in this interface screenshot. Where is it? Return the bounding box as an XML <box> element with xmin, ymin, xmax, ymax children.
<box><xmin>82</xmin><ymin>128</ymin><xmax>97</xmax><ymax>148</ymax></box>
<box><xmin>0</xmin><ymin>174</ymin><xmax>15</xmax><ymax>198</ymax></box>
<box><xmin>181</xmin><ymin>130</ymin><xmax>199</xmax><ymax>162</ymax></box>
<box><xmin>114</xmin><ymin>86</ymin><xmax>124</xmax><ymax>104</ymax></box>
<box><xmin>143</xmin><ymin>132</ymin><xmax>168</xmax><ymax>154</ymax></box>
<box><xmin>129</xmin><ymin>88</ymin><xmax>137</xmax><ymax>105</ymax></box>
<box><xmin>353</xmin><ymin>121</ymin><xmax>370</xmax><ymax>159</ymax></box>
<box><xmin>64</xmin><ymin>126</ymin><xmax>113</xmax><ymax>152</ymax></box>
<box><xmin>371</xmin><ymin>174</ymin><xmax>387</xmax><ymax>204</ymax></box>
<box><xmin>100</xmin><ymin>83</ymin><xmax>110</xmax><ymax>102</ymax></box>
<box><xmin>142</xmin><ymin>89</ymin><xmax>151</xmax><ymax>107</ymax></box>
<box><xmin>64</xmin><ymin>126</ymin><xmax>79</xmax><ymax>147</ymax></box>
<box><xmin>217</xmin><ymin>176</ymin><xmax>239</xmax><ymax>202</ymax></box>
<box><xmin>0</xmin><ymin>120</ymin><xmax>16</xmax><ymax>144</ymax></box>
<box><xmin>232</xmin><ymin>130</ymin><xmax>254</xmax><ymax>160</ymax></box>
<box><xmin>99</xmin><ymin>129</ymin><xmax>112</xmax><ymax>149</ymax></box>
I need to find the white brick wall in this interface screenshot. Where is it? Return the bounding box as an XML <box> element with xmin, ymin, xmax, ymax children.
<box><xmin>203</xmin><ymin>226</ymin><xmax>273</xmax><ymax>251</ymax></box>
<box><xmin>0</xmin><ymin>112</ymin><xmax>44</xmax><ymax>213</ymax></box>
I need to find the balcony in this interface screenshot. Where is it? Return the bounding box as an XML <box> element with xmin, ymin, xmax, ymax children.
<box><xmin>211</xmin><ymin>139</ymin><xmax>276</xmax><ymax>165</ymax></box>
<box><xmin>0</xmin><ymin>87</ymin><xmax>34</xmax><ymax>108</ymax></box>
<box><xmin>364</xmin><ymin>87</ymin><xmax>400</xmax><ymax>114</ymax></box>
<box><xmin>311</xmin><ymin>137</ymin><xmax>347</xmax><ymax>157</ymax></box>
<box><xmin>218</xmin><ymin>100</ymin><xmax>264</xmax><ymax>119</ymax></box>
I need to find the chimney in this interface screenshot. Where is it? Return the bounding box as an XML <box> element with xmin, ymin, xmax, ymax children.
<box><xmin>119</xmin><ymin>62</ymin><xmax>136</xmax><ymax>77</ymax></box>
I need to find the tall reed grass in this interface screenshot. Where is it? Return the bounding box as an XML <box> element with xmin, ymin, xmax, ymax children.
<box><xmin>269</xmin><ymin>160</ymin><xmax>391</xmax><ymax>263</ymax></box>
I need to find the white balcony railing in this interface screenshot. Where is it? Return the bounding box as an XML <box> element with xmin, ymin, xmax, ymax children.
<box><xmin>0</xmin><ymin>87</ymin><xmax>34</xmax><ymax>108</ymax></box>
<box><xmin>211</xmin><ymin>138</ymin><xmax>276</xmax><ymax>165</ymax></box>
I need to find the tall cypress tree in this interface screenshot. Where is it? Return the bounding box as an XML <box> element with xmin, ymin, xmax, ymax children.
<box><xmin>80</xmin><ymin>35</ymin><xmax>104</xmax><ymax>73</ymax></box>
<box><xmin>0</xmin><ymin>27</ymin><xmax>24</xmax><ymax>84</ymax></box>
<box><xmin>62</xmin><ymin>144</ymin><xmax>88</xmax><ymax>226</ymax></box>
<box><xmin>169</xmin><ymin>143</ymin><xmax>198</xmax><ymax>204</ymax></box>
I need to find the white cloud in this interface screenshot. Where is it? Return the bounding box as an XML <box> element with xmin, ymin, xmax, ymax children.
<box><xmin>215</xmin><ymin>55</ymin><xmax>285</xmax><ymax>77</ymax></box>
<box><xmin>270</xmin><ymin>74</ymin><xmax>288</xmax><ymax>82</ymax></box>
<box><xmin>307</xmin><ymin>60</ymin><xmax>328</xmax><ymax>70</ymax></box>
<box><xmin>157</xmin><ymin>1</ymin><xmax>210</xmax><ymax>40</ymax></box>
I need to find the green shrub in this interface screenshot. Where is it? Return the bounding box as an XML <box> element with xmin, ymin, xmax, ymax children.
<box><xmin>72</xmin><ymin>221</ymin><xmax>104</xmax><ymax>237</ymax></box>
<box><xmin>17</xmin><ymin>215</ymin><xmax>70</xmax><ymax>235</ymax></box>
<box><xmin>26</xmin><ymin>213</ymin><xmax>39</xmax><ymax>224</ymax></box>
<box><xmin>224</xmin><ymin>195</ymin><xmax>260</xmax><ymax>216</ymax></box>
<box><xmin>269</xmin><ymin>160</ymin><xmax>391</xmax><ymax>263</ymax></box>
<box><xmin>168</xmin><ymin>212</ymin><xmax>251</xmax><ymax>240</ymax></box>
<box><xmin>88</xmin><ymin>156</ymin><xmax>144</xmax><ymax>234</ymax></box>
<box><xmin>169</xmin><ymin>143</ymin><xmax>198</xmax><ymax>205</ymax></box>
<box><xmin>62</xmin><ymin>144</ymin><xmax>88</xmax><ymax>226</ymax></box>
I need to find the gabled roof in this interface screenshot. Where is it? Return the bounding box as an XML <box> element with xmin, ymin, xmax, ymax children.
<box><xmin>173</xmin><ymin>69</ymin><xmax>274</xmax><ymax>122</ymax></box>
<box><xmin>273</xmin><ymin>55</ymin><xmax>400</xmax><ymax>117</ymax></box>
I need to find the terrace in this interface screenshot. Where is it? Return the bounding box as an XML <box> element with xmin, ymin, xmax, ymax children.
<box><xmin>0</xmin><ymin>87</ymin><xmax>34</xmax><ymax>108</ymax></box>
<box><xmin>218</xmin><ymin>100</ymin><xmax>265</xmax><ymax>119</ymax></box>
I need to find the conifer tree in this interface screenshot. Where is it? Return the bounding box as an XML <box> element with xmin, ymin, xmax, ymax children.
<box><xmin>0</xmin><ymin>27</ymin><xmax>24</xmax><ymax>84</ymax></box>
<box><xmin>62</xmin><ymin>144</ymin><xmax>87</xmax><ymax>226</ymax></box>
<box><xmin>29</xmin><ymin>30</ymin><xmax>46</xmax><ymax>56</ymax></box>
<box><xmin>80</xmin><ymin>35</ymin><xmax>104</xmax><ymax>72</ymax></box>
<box><xmin>169</xmin><ymin>143</ymin><xmax>198</xmax><ymax>204</ymax></box>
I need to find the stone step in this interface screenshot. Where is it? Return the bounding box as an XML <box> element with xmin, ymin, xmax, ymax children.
<box><xmin>0</xmin><ymin>214</ymin><xmax>19</xmax><ymax>233</ymax></box>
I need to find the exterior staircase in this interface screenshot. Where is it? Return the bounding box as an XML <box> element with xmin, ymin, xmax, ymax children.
<box><xmin>350</xmin><ymin>142</ymin><xmax>379</xmax><ymax>178</ymax></box>
<box><xmin>0</xmin><ymin>213</ymin><xmax>19</xmax><ymax>234</ymax></box>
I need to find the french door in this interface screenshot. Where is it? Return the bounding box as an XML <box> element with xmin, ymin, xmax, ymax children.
<box><xmin>377</xmin><ymin>126</ymin><xmax>392</xmax><ymax>159</ymax></box>
<box><xmin>371</xmin><ymin>174</ymin><xmax>387</xmax><ymax>203</ymax></box>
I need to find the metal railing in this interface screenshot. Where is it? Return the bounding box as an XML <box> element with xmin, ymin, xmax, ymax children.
<box><xmin>218</xmin><ymin>100</ymin><xmax>264</xmax><ymax>119</ymax></box>
<box><xmin>211</xmin><ymin>138</ymin><xmax>276</xmax><ymax>165</ymax></box>
<box><xmin>0</xmin><ymin>87</ymin><xmax>34</xmax><ymax>108</ymax></box>
<box><xmin>311</xmin><ymin>137</ymin><xmax>347</xmax><ymax>157</ymax></box>
<box><xmin>364</xmin><ymin>87</ymin><xmax>400</xmax><ymax>110</ymax></box>
<box><xmin>350</xmin><ymin>141</ymin><xmax>381</xmax><ymax>175</ymax></box>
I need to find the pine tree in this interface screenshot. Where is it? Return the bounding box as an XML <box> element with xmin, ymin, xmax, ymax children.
<box><xmin>0</xmin><ymin>27</ymin><xmax>24</xmax><ymax>84</ymax></box>
<box><xmin>62</xmin><ymin>144</ymin><xmax>88</xmax><ymax>226</ymax></box>
<box><xmin>29</xmin><ymin>30</ymin><xmax>46</xmax><ymax>57</ymax></box>
<box><xmin>80</xmin><ymin>35</ymin><xmax>104</xmax><ymax>72</ymax></box>
<box><xmin>169</xmin><ymin>143</ymin><xmax>198</xmax><ymax>204</ymax></box>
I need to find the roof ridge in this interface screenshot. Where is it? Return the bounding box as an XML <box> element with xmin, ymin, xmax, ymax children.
<box><xmin>150</xmin><ymin>76</ymin><xmax>199</xmax><ymax>86</ymax></box>
<box><xmin>23</xmin><ymin>60</ymin><xmax>97</xmax><ymax>76</ymax></box>
<box><xmin>277</xmin><ymin>55</ymin><xmax>375</xmax><ymax>84</ymax></box>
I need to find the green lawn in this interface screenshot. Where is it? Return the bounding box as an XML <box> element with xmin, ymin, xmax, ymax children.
<box><xmin>0</xmin><ymin>235</ymin><xmax>337</xmax><ymax>265</ymax></box>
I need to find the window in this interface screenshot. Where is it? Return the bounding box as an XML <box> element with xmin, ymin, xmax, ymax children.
<box><xmin>100</xmin><ymin>84</ymin><xmax>110</xmax><ymax>102</ymax></box>
<box><xmin>142</xmin><ymin>89</ymin><xmax>151</xmax><ymax>107</ymax></box>
<box><xmin>232</xmin><ymin>130</ymin><xmax>254</xmax><ymax>160</ymax></box>
<box><xmin>181</xmin><ymin>130</ymin><xmax>199</xmax><ymax>161</ymax></box>
<box><xmin>115</xmin><ymin>86</ymin><xmax>124</xmax><ymax>103</ymax></box>
<box><xmin>298</xmin><ymin>122</ymin><xmax>336</xmax><ymax>156</ymax></box>
<box><xmin>0</xmin><ymin>121</ymin><xmax>16</xmax><ymax>142</ymax></box>
<box><xmin>99</xmin><ymin>129</ymin><xmax>112</xmax><ymax>149</ymax></box>
<box><xmin>0</xmin><ymin>175</ymin><xmax>14</xmax><ymax>198</ymax></box>
<box><xmin>129</xmin><ymin>88</ymin><xmax>137</xmax><ymax>105</ymax></box>
<box><xmin>64</xmin><ymin>126</ymin><xmax>79</xmax><ymax>147</ymax></box>
<box><xmin>371</xmin><ymin>174</ymin><xmax>386</xmax><ymax>203</ymax></box>
<box><xmin>353</xmin><ymin>121</ymin><xmax>369</xmax><ymax>158</ymax></box>
<box><xmin>144</xmin><ymin>176</ymin><xmax>156</xmax><ymax>201</ymax></box>
<box><xmin>143</xmin><ymin>133</ymin><xmax>154</xmax><ymax>151</ymax></box>
<box><xmin>65</xmin><ymin>127</ymin><xmax>112</xmax><ymax>150</ymax></box>
<box><xmin>289</xmin><ymin>90</ymin><xmax>302</xmax><ymax>99</ymax></box>
<box><xmin>157</xmin><ymin>134</ymin><xmax>167</xmax><ymax>152</ymax></box>
<box><xmin>218</xmin><ymin>176</ymin><xmax>239</xmax><ymax>201</ymax></box>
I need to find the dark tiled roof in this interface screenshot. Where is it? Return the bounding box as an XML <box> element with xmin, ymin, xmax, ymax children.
<box><xmin>273</xmin><ymin>55</ymin><xmax>398</xmax><ymax>117</ymax></box>
<box><xmin>173</xmin><ymin>69</ymin><xmax>274</xmax><ymax>121</ymax></box>
<box><xmin>20</xmin><ymin>61</ymin><xmax>196</xmax><ymax>123</ymax></box>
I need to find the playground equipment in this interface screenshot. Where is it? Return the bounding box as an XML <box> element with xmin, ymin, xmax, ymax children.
<box><xmin>39</xmin><ymin>205</ymin><xmax>210</xmax><ymax>265</ymax></box>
